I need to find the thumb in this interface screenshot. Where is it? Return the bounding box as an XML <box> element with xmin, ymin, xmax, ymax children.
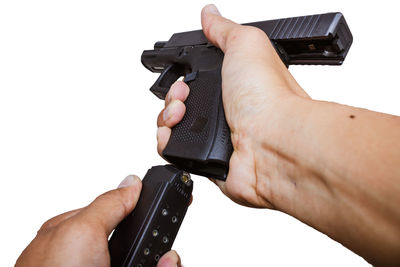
<box><xmin>79</xmin><ymin>175</ymin><xmax>142</xmax><ymax>235</ymax></box>
<box><xmin>201</xmin><ymin>4</ymin><xmax>240</xmax><ymax>52</ymax></box>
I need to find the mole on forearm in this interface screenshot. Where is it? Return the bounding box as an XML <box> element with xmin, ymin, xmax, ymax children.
<box><xmin>349</xmin><ymin>115</ymin><xmax>356</xmax><ymax>119</ymax></box>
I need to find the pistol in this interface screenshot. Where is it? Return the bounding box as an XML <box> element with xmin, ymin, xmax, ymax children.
<box><xmin>108</xmin><ymin>12</ymin><xmax>353</xmax><ymax>267</ymax></box>
<box><xmin>141</xmin><ymin>12</ymin><xmax>353</xmax><ymax>180</ymax></box>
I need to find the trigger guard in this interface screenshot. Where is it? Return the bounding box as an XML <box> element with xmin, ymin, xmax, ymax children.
<box><xmin>150</xmin><ymin>64</ymin><xmax>185</xmax><ymax>99</ymax></box>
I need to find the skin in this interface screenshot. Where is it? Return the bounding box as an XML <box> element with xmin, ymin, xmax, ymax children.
<box><xmin>16</xmin><ymin>175</ymin><xmax>182</xmax><ymax>267</ymax></box>
<box><xmin>16</xmin><ymin>4</ymin><xmax>400</xmax><ymax>267</ymax></box>
<box><xmin>157</xmin><ymin>4</ymin><xmax>400</xmax><ymax>267</ymax></box>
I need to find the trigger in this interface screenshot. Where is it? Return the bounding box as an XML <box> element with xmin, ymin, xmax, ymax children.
<box><xmin>150</xmin><ymin>64</ymin><xmax>184</xmax><ymax>100</ymax></box>
<box><xmin>183</xmin><ymin>71</ymin><xmax>198</xmax><ymax>83</ymax></box>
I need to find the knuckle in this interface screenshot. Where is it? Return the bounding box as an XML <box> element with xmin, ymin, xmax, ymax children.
<box><xmin>244</xmin><ymin>26</ymin><xmax>267</xmax><ymax>39</ymax></box>
<box><xmin>102</xmin><ymin>189</ymin><xmax>131</xmax><ymax>216</ymax></box>
<box><xmin>225</xmin><ymin>26</ymin><xmax>244</xmax><ymax>46</ymax></box>
<box><xmin>92</xmin><ymin>190</ymin><xmax>119</xmax><ymax>212</ymax></box>
<box><xmin>57</xmin><ymin>219</ymin><xmax>96</xmax><ymax>239</ymax></box>
<box><xmin>95</xmin><ymin>189</ymin><xmax>124</xmax><ymax>209</ymax></box>
<box><xmin>227</xmin><ymin>26</ymin><xmax>267</xmax><ymax>46</ymax></box>
<box><xmin>95</xmin><ymin>190</ymin><xmax>111</xmax><ymax>201</ymax></box>
<box><xmin>38</xmin><ymin>218</ymin><xmax>55</xmax><ymax>233</ymax></box>
<box><xmin>89</xmin><ymin>190</ymin><xmax>130</xmax><ymax>225</ymax></box>
<box><xmin>202</xmin><ymin>17</ymin><xmax>214</xmax><ymax>37</ymax></box>
<box><xmin>203</xmin><ymin>16</ymin><xmax>222</xmax><ymax>41</ymax></box>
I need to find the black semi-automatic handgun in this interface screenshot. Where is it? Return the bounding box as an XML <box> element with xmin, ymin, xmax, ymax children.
<box><xmin>142</xmin><ymin>12</ymin><xmax>352</xmax><ymax>180</ymax></box>
<box><xmin>109</xmin><ymin>12</ymin><xmax>353</xmax><ymax>267</ymax></box>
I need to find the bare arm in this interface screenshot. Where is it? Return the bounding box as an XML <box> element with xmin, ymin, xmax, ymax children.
<box><xmin>254</xmin><ymin>97</ymin><xmax>400</xmax><ymax>265</ymax></box>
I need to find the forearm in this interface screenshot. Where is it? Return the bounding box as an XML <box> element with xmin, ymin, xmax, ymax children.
<box><xmin>254</xmin><ymin>95</ymin><xmax>400</xmax><ymax>265</ymax></box>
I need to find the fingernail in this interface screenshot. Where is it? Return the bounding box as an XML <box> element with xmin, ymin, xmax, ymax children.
<box><xmin>204</xmin><ymin>4</ymin><xmax>221</xmax><ymax>15</ymax></box>
<box><xmin>167</xmin><ymin>93</ymin><xmax>172</xmax><ymax>104</ymax></box>
<box><xmin>166</xmin><ymin>87</ymin><xmax>174</xmax><ymax>104</ymax></box>
<box><xmin>118</xmin><ymin>175</ymin><xmax>139</xmax><ymax>188</ymax></box>
<box><xmin>163</xmin><ymin>101</ymin><xmax>178</xmax><ymax>122</ymax></box>
<box><xmin>163</xmin><ymin>106</ymin><xmax>170</xmax><ymax>122</ymax></box>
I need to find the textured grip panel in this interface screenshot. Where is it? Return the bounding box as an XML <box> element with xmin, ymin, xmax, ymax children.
<box><xmin>169</xmin><ymin>73</ymin><xmax>216</xmax><ymax>144</ymax></box>
<box><xmin>162</xmin><ymin>68</ymin><xmax>232</xmax><ymax>180</ymax></box>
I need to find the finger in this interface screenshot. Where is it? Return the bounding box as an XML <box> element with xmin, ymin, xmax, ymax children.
<box><xmin>157</xmin><ymin>250</ymin><xmax>182</xmax><ymax>267</ymax></box>
<box><xmin>165</xmin><ymin>80</ymin><xmax>190</xmax><ymax>107</ymax></box>
<box><xmin>201</xmin><ymin>4</ymin><xmax>279</xmax><ymax>64</ymax></box>
<box><xmin>38</xmin><ymin>208</ymin><xmax>82</xmax><ymax>234</ymax></box>
<box><xmin>157</xmin><ymin>99</ymin><xmax>186</xmax><ymax>128</ymax></box>
<box><xmin>156</xmin><ymin>126</ymin><xmax>171</xmax><ymax>155</ymax></box>
<box><xmin>201</xmin><ymin>4</ymin><xmax>239</xmax><ymax>52</ymax></box>
<box><xmin>189</xmin><ymin>194</ymin><xmax>193</xmax><ymax>206</ymax></box>
<box><xmin>78</xmin><ymin>175</ymin><xmax>142</xmax><ymax>235</ymax></box>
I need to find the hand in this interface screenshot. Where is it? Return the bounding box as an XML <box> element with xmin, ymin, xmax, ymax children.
<box><xmin>158</xmin><ymin>5</ymin><xmax>400</xmax><ymax>266</ymax></box>
<box><xmin>16</xmin><ymin>175</ymin><xmax>183</xmax><ymax>267</ymax></box>
<box><xmin>156</xmin><ymin>4</ymin><xmax>309</xmax><ymax>208</ymax></box>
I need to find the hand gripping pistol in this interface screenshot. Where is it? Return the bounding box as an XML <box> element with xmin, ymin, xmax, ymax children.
<box><xmin>141</xmin><ymin>12</ymin><xmax>352</xmax><ymax>181</ymax></box>
<box><xmin>109</xmin><ymin>12</ymin><xmax>353</xmax><ymax>267</ymax></box>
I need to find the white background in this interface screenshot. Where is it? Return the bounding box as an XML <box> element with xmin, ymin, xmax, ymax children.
<box><xmin>1</xmin><ymin>0</ymin><xmax>398</xmax><ymax>266</ymax></box>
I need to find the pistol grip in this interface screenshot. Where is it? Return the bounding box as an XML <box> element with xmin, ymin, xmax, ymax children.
<box><xmin>163</xmin><ymin>68</ymin><xmax>232</xmax><ymax>180</ymax></box>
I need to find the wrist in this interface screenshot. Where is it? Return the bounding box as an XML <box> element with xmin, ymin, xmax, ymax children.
<box><xmin>250</xmin><ymin>95</ymin><xmax>339</xmax><ymax>215</ymax></box>
<box><xmin>250</xmin><ymin>94</ymin><xmax>312</xmax><ymax>208</ymax></box>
